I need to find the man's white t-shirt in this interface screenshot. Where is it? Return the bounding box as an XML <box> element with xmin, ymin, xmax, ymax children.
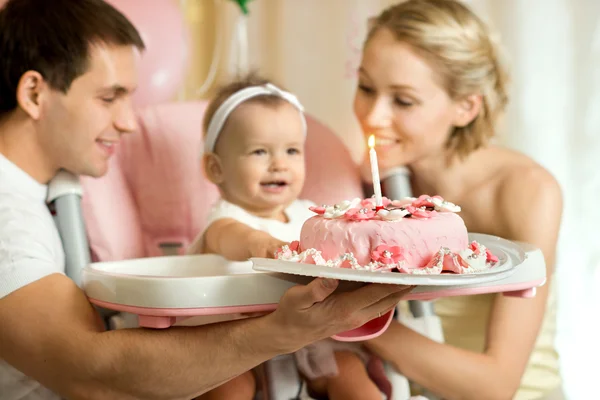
<box><xmin>0</xmin><ymin>153</ymin><xmax>64</xmax><ymax>400</ymax></box>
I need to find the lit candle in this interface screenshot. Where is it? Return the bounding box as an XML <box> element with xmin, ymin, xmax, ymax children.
<box><xmin>368</xmin><ymin>134</ymin><xmax>383</xmax><ymax>209</ymax></box>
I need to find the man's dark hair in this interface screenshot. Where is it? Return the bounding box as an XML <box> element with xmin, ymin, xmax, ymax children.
<box><xmin>0</xmin><ymin>0</ymin><xmax>145</xmax><ymax>115</ymax></box>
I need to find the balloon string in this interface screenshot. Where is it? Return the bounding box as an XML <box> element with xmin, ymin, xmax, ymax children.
<box><xmin>229</xmin><ymin>13</ymin><xmax>249</xmax><ymax>77</ymax></box>
<box><xmin>236</xmin><ymin>15</ymin><xmax>249</xmax><ymax>74</ymax></box>
<box><xmin>195</xmin><ymin>0</ymin><xmax>223</xmax><ymax>97</ymax></box>
<box><xmin>195</xmin><ymin>0</ymin><xmax>250</xmax><ymax>97</ymax></box>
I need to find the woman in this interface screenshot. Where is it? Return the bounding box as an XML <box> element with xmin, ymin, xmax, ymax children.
<box><xmin>354</xmin><ymin>1</ymin><xmax>563</xmax><ymax>399</ymax></box>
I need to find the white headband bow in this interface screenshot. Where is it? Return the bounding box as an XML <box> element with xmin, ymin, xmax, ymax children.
<box><xmin>204</xmin><ymin>83</ymin><xmax>307</xmax><ymax>153</ymax></box>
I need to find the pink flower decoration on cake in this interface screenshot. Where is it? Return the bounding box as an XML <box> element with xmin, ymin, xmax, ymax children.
<box><xmin>391</xmin><ymin>197</ymin><xmax>415</xmax><ymax>208</ymax></box>
<box><xmin>361</xmin><ymin>197</ymin><xmax>392</xmax><ymax>209</ymax></box>
<box><xmin>360</xmin><ymin>199</ymin><xmax>374</xmax><ymax>208</ymax></box>
<box><xmin>345</xmin><ymin>207</ymin><xmax>377</xmax><ymax>221</ymax></box>
<box><xmin>371</xmin><ymin>245</ymin><xmax>405</xmax><ymax>264</ymax></box>
<box><xmin>420</xmin><ymin>248</ymin><xmax>471</xmax><ymax>274</ymax></box>
<box><xmin>412</xmin><ymin>194</ymin><xmax>440</xmax><ymax>208</ymax></box>
<box><xmin>442</xmin><ymin>252</ymin><xmax>472</xmax><ymax>273</ymax></box>
<box><xmin>389</xmin><ymin>195</ymin><xmax>461</xmax><ymax>214</ymax></box>
<box><xmin>469</xmin><ymin>241</ymin><xmax>499</xmax><ymax>263</ymax></box>
<box><xmin>275</xmin><ymin>240</ymin><xmax>301</xmax><ymax>259</ymax></box>
<box><xmin>274</xmin><ymin>246</ymin><xmax>288</xmax><ymax>259</ymax></box>
<box><xmin>406</xmin><ymin>205</ymin><xmax>437</xmax><ymax>219</ymax></box>
<box><xmin>289</xmin><ymin>241</ymin><xmax>300</xmax><ymax>252</ymax></box>
<box><xmin>309</xmin><ymin>205</ymin><xmax>326</xmax><ymax>215</ymax></box>
<box><xmin>485</xmin><ymin>249</ymin><xmax>498</xmax><ymax>263</ymax></box>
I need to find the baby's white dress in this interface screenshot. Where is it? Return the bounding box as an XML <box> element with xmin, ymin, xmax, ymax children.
<box><xmin>203</xmin><ymin>198</ymin><xmax>370</xmax><ymax>380</ymax></box>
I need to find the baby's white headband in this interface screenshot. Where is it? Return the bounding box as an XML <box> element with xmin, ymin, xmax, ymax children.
<box><xmin>204</xmin><ymin>83</ymin><xmax>307</xmax><ymax>153</ymax></box>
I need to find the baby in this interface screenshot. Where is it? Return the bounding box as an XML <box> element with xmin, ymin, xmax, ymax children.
<box><xmin>188</xmin><ymin>74</ymin><xmax>385</xmax><ymax>400</ymax></box>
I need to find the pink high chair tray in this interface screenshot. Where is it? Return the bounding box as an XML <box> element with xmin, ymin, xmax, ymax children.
<box><xmin>81</xmin><ymin>234</ymin><xmax>545</xmax><ymax>341</ymax></box>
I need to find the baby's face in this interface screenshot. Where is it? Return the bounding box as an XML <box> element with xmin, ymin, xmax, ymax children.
<box><xmin>214</xmin><ymin>101</ymin><xmax>306</xmax><ymax>217</ymax></box>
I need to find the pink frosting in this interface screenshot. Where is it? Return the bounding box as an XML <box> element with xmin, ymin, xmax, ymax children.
<box><xmin>299</xmin><ymin>212</ymin><xmax>468</xmax><ymax>269</ymax></box>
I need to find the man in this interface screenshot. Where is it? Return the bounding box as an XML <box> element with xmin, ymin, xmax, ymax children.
<box><xmin>0</xmin><ymin>1</ymin><xmax>411</xmax><ymax>399</ymax></box>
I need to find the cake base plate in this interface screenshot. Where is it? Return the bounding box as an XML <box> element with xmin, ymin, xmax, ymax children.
<box><xmin>251</xmin><ymin>233</ymin><xmax>522</xmax><ymax>286</ymax></box>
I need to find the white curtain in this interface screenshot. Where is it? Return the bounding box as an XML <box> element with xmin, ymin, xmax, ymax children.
<box><xmin>182</xmin><ymin>0</ymin><xmax>600</xmax><ymax>398</ymax></box>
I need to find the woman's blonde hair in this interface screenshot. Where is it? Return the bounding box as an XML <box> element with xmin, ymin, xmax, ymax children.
<box><xmin>367</xmin><ymin>0</ymin><xmax>510</xmax><ymax>158</ymax></box>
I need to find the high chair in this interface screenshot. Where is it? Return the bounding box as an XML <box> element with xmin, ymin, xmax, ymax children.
<box><xmin>50</xmin><ymin>100</ymin><xmax>546</xmax><ymax>400</ymax></box>
<box><xmin>50</xmin><ymin>100</ymin><xmax>411</xmax><ymax>399</ymax></box>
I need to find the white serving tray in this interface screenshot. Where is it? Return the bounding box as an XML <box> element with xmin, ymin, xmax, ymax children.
<box><xmin>252</xmin><ymin>233</ymin><xmax>522</xmax><ymax>286</ymax></box>
<box><xmin>82</xmin><ymin>233</ymin><xmax>545</xmax><ymax>335</ymax></box>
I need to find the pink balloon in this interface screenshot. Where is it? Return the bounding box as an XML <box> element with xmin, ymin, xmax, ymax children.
<box><xmin>106</xmin><ymin>0</ymin><xmax>189</xmax><ymax>107</ymax></box>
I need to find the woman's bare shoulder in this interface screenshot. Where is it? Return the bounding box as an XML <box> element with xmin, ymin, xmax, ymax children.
<box><xmin>482</xmin><ymin>147</ymin><xmax>563</xmax><ymax>253</ymax></box>
<box><xmin>464</xmin><ymin>146</ymin><xmax>559</xmax><ymax>199</ymax></box>
<box><xmin>484</xmin><ymin>147</ymin><xmax>561</xmax><ymax>201</ymax></box>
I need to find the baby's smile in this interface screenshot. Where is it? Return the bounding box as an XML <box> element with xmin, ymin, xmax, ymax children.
<box><xmin>260</xmin><ymin>179</ymin><xmax>289</xmax><ymax>193</ymax></box>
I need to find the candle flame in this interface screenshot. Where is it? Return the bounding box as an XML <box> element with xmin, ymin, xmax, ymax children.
<box><xmin>368</xmin><ymin>134</ymin><xmax>375</xmax><ymax>149</ymax></box>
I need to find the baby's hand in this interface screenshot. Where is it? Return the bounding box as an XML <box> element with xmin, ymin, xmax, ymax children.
<box><xmin>248</xmin><ymin>230</ymin><xmax>288</xmax><ymax>259</ymax></box>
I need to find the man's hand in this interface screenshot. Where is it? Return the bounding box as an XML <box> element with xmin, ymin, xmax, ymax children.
<box><xmin>265</xmin><ymin>278</ymin><xmax>413</xmax><ymax>353</ymax></box>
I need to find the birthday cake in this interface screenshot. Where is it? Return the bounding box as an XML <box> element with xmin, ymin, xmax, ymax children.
<box><xmin>275</xmin><ymin>195</ymin><xmax>498</xmax><ymax>274</ymax></box>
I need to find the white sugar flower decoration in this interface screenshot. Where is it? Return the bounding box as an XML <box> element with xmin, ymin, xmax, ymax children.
<box><xmin>377</xmin><ymin>208</ymin><xmax>410</xmax><ymax>221</ymax></box>
<box><xmin>431</xmin><ymin>197</ymin><xmax>461</xmax><ymax>212</ymax></box>
<box><xmin>323</xmin><ymin>198</ymin><xmax>362</xmax><ymax>218</ymax></box>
